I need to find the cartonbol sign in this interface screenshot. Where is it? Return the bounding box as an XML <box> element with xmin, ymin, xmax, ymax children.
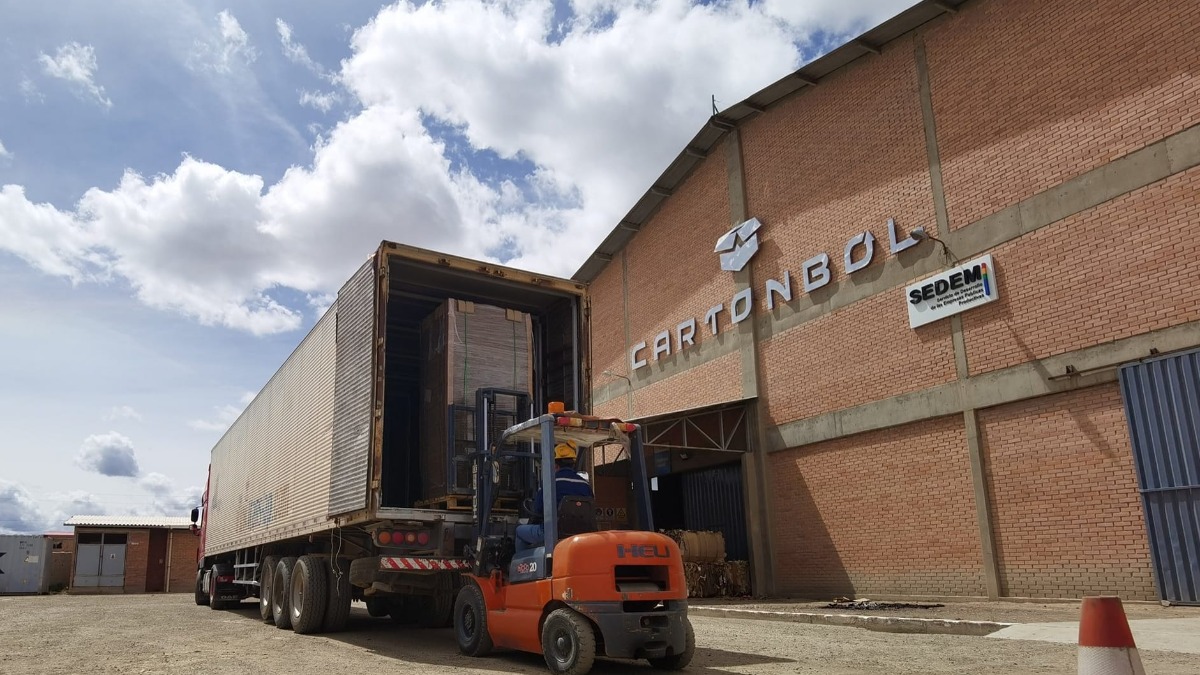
<box><xmin>629</xmin><ymin>217</ymin><xmax>927</xmax><ymax>370</ymax></box>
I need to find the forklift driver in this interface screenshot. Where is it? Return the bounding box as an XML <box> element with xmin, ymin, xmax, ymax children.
<box><xmin>514</xmin><ymin>440</ymin><xmax>593</xmax><ymax>553</ymax></box>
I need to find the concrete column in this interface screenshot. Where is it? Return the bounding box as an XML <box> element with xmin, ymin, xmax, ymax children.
<box><xmin>919</xmin><ymin>35</ymin><xmax>1002</xmax><ymax>599</ymax></box>
<box><xmin>621</xmin><ymin>251</ymin><xmax>634</xmax><ymax>418</ymax></box>
<box><xmin>725</xmin><ymin>127</ymin><xmax>776</xmax><ymax>596</ymax></box>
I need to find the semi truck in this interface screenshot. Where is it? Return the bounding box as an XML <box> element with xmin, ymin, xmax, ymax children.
<box><xmin>190</xmin><ymin>240</ymin><xmax>590</xmax><ymax>632</ymax></box>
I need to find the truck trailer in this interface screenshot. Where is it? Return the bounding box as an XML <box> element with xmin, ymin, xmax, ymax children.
<box><xmin>190</xmin><ymin>240</ymin><xmax>589</xmax><ymax>633</ymax></box>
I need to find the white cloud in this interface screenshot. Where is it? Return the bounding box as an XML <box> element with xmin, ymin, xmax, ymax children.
<box><xmin>277</xmin><ymin>19</ymin><xmax>330</xmax><ymax>79</ymax></box>
<box><xmin>189</xmin><ymin>10</ymin><xmax>258</xmax><ymax>74</ymax></box>
<box><xmin>75</xmin><ymin>431</ymin><xmax>140</xmax><ymax>477</ymax></box>
<box><xmin>0</xmin><ymin>480</ymin><xmax>47</xmax><ymax>534</ymax></box>
<box><xmin>50</xmin><ymin>491</ymin><xmax>108</xmax><ymax>527</ymax></box>
<box><xmin>189</xmin><ymin>390</ymin><xmax>257</xmax><ymax>432</ymax></box>
<box><xmin>104</xmin><ymin>405</ymin><xmax>142</xmax><ymax>421</ymax></box>
<box><xmin>299</xmin><ymin>90</ymin><xmax>342</xmax><ymax>113</ymax></box>
<box><xmin>38</xmin><ymin>42</ymin><xmax>113</xmax><ymax>109</ymax></box>
<box><xmin>0</xmin><ymin>139</ymin><xmax>11</xmax><ymax>159</ymax></box>
<box><xmin>19</xmin><ymin>76</ymin><xmax>43</xmax><ymax>103</ymax></box>
<box><xmin>139</xmin><ymin>473</ymin><xmax>203</xmax><ymax>516</ymax></box>
<box><xmin>1</xmin><ymin>1</ymin><xmax>919</xmax><ymax>334</ymax></box>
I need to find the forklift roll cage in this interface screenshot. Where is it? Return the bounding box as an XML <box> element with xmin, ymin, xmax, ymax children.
<box><xmin>468</xmin><ymin>388</ymin><xmax>656</xmax><ymax>581</ymax></box>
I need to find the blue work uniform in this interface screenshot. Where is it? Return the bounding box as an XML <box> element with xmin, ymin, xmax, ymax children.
<box><xmin>515</xmin><ymin>467</ymin><xmax>593</xmax><ymax>553</ymax></box>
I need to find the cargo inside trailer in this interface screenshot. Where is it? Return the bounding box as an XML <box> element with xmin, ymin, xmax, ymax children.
<box><xmin>379</xmin><ymin>253</ymin><xmax>585</xmax><ymax>509</ymax></box>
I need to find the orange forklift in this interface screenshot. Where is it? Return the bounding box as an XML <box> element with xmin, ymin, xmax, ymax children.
<box><xmin>453</xmin><ymin>393</ymin><xmax>695</xmax><ymax>675</ymax></box>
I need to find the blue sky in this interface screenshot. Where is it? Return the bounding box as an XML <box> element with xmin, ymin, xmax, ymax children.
<box><xmin>0</xmin><ymin>0</ymin><xmax>917</xmax><ymax>533</ymax></box>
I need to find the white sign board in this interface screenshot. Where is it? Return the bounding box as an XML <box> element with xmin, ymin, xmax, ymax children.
<box><xmin>906</xmin><ymin>254</ymin><xmax>998</xmax><ymax>328</ymax></box>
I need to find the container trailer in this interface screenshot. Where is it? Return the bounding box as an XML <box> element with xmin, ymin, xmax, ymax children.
<box><xmin>191</xmin><ymin>240</ymin><xmax>589</xmax><ymax>633</ymax></box>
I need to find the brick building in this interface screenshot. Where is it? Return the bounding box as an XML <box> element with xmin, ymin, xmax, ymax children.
<box><xmin>577</xmin><ymin>0</ymin><xmax>1200</xmax><ymax>603</ymax></box>
<box><xmin>64</xmin><ymin>516</ymin><xmax>200</xmax><ymax>594</ymax></box>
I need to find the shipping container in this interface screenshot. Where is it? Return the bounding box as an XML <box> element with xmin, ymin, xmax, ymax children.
<box><xmin>0</xmin><ymin>535</ymin><xmax>52</xmax><ymax>595</ymax></box>
<box><xmin>193</xmin><ymin>240</ymin><xmax>589</xmax><ymax>632</ymax></box>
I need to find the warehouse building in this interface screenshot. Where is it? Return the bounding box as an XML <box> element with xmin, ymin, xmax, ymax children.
<box><xmin>64</xmin><ymin>516</ymin><xmax>199</xmax><ymax>594</ymax></box>
<box><xmin>579</xmin><ymin>0</ymin><xmax>1200</xmax><ymax>604</ymax></box>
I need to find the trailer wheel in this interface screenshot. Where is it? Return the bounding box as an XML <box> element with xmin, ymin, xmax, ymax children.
<box><xmin>290</xmin><ymin>555</ymin><xmax>328</xmax><ymax>635</ymax></box>
<box><xmin>453</xmin><ymin>581</ymin><xmax>493</xmax><ymax>657</ymax></box>
<box><xmin>647</xmin><ymin>617</ymin><xmax>695</xmax><ymax>671</ymax></box>
<box><xmin>271</xmin><ymin>556</ymin><xmax>298</xmax><ymax>629</ymax></box>
<box><xmin>322</xmin><ymin>556</ymin><xmax>352</xmax><ymax>633</ymax></box>
<box><xmin>194</xmin><ymin>569</ymin><xmax>209</xmax><ymax>606</ymax></box>
<box><xmin>418</xmin><ymin>590</ymin><xmax>455</xmax><ymax>628</ymax></box>
<box><xmin>541</xmin><ymin>608</ymin><xmax>596</xmax><ymax>675</ymax></box>
<box><xmin>259</xmin><ymin>555</ymin><xmax>278</xmax><ymax>623</ymax></box>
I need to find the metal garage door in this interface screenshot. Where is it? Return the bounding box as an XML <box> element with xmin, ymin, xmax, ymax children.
<box><xmin>73</xmin><ymin>533</ymin><xmax>127</xmax><ymax>589</ymax></box>
<box><xmin>1119</xmin><ymin>349</ymin><xmax>1200</xmax><ymax>605</ymax></box>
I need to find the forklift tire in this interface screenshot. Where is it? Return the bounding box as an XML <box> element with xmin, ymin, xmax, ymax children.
<box><xmin>272</xmin><ymin>556</ymin><xmax>298</xmax><ymax>629</ymax></box>
<box><xmin>453</xmin><ymin>582</ymin><xmax>494</xmax><ymax>657</ymax></box>
<box><xmin>194</xmin><ymin>569</ymin><xmax>209</xmax><ymax>606</ymax></box>
<box><xmin>647</xmin><ymin>617</ymin><xmax>695</xmax><ymax>671</ymax></box>
<box><xmin>541</xmin><ymin>608</ymin><xmax>596</xmax><ymax>675</ymax></box>
<box><xmin>259</xmin><ymin>555</ymin><xmax>278</xmax><ymax>623</ymax></box>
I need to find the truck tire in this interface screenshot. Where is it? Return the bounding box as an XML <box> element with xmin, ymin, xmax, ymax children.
<box><xmin>258</xmin><ymin>555</ymin><xmax>278</xmax><ymax>623</ymax></box>
<box><xmin>541</xmin><ymin>608</ymin><xmax>596</xmax><ymax>675</ymax></box>
<box><xmin>290</xmin><ymin>555</ymin><xmax>328</xmax><ymax>635</ymax></box>
<box><xmin>453</xmin><ymin>581</ymin><xmax>493</xmax><ymax>657</ymax></box>
<box><xmin>366</xmin><ymin>597</ymin><xmax>390</xmax><ymax>618</ymax></box>
<box><xmin>417</xmin><ymin>591</ymin><xmax>455</xmax><ymax>628</ymax></box>
<box><xmin>194</xmin><ymin>569</ymin><xmax>209</xmax><ymax>606</ymax></box>
<box><xmin>647</xmin><ymin>617</ymin><xmax>695</xmax><ymax>671</ymax></box>
<box><xmin>322</xmin><ymin>556</ymin><xmax>352</xmax><ymax>633</ymax></box>
<box><xmin>271</xmin><ymin>556</ymin><xmax>298</xmax><ymax>629</ymax></box>
<box><xmin>209</xmin><ymin>564</ymin><xmax>232</xmax><ymax>611</ymax></box>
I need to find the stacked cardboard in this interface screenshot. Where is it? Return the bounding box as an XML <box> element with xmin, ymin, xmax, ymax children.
<box><xmin>419</xmin><ymin>299</ymin><xmax>533</xmax><ymax>500</ymax></box>
<box><xmin>662</xmin><ymin>529</ymin><xmax>751</xmax><ymax>598</ymax></box>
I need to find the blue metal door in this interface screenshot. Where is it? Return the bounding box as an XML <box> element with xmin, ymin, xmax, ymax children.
<box><xmin>1119</xmin><ymin>349</ymin><xmax>1200</xmax><ymax>605</ymax></box>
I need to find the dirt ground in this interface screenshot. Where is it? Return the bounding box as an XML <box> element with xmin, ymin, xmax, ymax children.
<box><xmin>2</xmin><ymin>593</ymin><xmax>1198</xmax><ymax>675</ymax></box>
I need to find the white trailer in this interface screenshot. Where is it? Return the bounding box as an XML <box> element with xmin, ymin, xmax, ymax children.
<box><xmin>192</xmin><ymin>241</ymin><xmax>589</xmax><ymax>633</ymax></box>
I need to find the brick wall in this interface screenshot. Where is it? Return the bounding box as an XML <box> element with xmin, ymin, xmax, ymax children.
<box><xmin>168</xmin><ymin>530</ymin><xmax>200</xmax><ymax>593</ymax></box>
<box><xmin>769</xmin><ymin>415</ymin><xmax>985</xmax><ymax>598</ymax></box>
<box><xmin>625</xmin><ymin>148</ymin><xmax>735</xmax><ymax>365</ymax></box>
<box><xmin>979</xmin><ymin>385</ymin><xmax>1156</xmax><ymax>600</ymax></box>
<box><xmin>123</xmin><ymin>530</ymin><xmax>149</xmax><ymax>594</ymax></box>
<box><xmin>740</xmin><ymin>30</ymin><xmax>938</xmax><ymax>301</ymax></box>
<box><xmin>631</xmin><ymin>351</ymin><xmax>742</xmax><ymax>420</ymax></box>
<box><xmin>760</xmin><ymin>285</ymin><xmax>957</xmax><ymax>423</ymax></box>
<box><xmin>926</xmin><ymin>0</ymin><xmax>1200</xmax><ymax>229</ymax></box>
<box><xmin>962</xmin><ymin>167</ymin><xmax>1200</xmax><ymax>376</ymax></box>
<box><xmin>590</xmin><ymin>251</ymin><xmax>627</xmax><ymax>384</ymax></box>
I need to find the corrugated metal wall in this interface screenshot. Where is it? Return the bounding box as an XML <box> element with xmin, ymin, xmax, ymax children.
<box><xmin>1119</xmin><ymin>349</ymin><xmax>1200</xmax><ymax>605</ymax></box>
<box><xmin>682</xmin><ymin>462</ymin><xmax>749</xmax><ymax>561</ymax></box>
<box><xmin>329</xmin><ymin>257</ymin><xmax>379</xmax><ymax>516</ymax></box>
<box><xmin>0</xmin><ymin>536</ymin><xmax>51</xmax><ymax>594</ymax></box>
<box><xmin>205</xmin><ymin>307</ymin><xmax>338</xmax><ymax>555</ymax></box>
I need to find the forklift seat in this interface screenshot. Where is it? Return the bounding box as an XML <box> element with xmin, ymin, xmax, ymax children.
<box><xmin>557</xmin><ymin>495</ymin><xmax>598</xmax><ymax>538</ymax></box>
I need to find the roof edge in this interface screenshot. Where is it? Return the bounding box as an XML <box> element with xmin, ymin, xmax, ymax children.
<box><xmin>571</xmin><ymin>0</ymin><xmax>969</xmax><ymax>283</ymax></box>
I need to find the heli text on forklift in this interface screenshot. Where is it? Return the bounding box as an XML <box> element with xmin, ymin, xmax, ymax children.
<box><xmin>187</xmin><ymin>241</ymin><xmax>694</xmax><ymax>675</ymax></box>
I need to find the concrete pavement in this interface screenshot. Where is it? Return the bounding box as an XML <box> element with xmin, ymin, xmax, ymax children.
<box><xmin>688</xmin><ymin>598</ymin><xmax>1200</xmax><ymax>655</ymax></box>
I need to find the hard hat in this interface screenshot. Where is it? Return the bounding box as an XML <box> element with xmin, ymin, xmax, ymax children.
<box><xmin>554</xmin><ymin>440</ymin><xmax>578</xmax><ymax>460</ymax></box>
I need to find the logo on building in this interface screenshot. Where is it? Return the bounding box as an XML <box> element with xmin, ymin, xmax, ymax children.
<box><xmin>714</xmin><ymin>217</ymin><xmax>763</xmax><ymax>272</ymax></box>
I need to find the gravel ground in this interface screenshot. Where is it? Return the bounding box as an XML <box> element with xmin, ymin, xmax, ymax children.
<box><xmin>2</xmin><ymin>593</ymin><xmax>1198</xmax><ymax>675</ymax></box>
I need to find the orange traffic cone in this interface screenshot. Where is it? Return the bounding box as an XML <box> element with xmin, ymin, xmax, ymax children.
<box><xmin>1078</xmin><ymin>596</ymin><xmax>1145</xmax><ymax>674</ymax></box>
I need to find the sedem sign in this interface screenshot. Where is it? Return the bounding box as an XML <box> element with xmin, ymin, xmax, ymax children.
<box><xmin>905</xmin><ymin>254</ymin><xmax>999</xmax><ymax>328</ymax></box>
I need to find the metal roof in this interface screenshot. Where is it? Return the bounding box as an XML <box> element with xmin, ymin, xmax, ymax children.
<box><xmin>64</xmin><ymin>515</ymin><xmax>193</xmax><ymax>529</ymax></box>
<box><xmin>572</xmin><ymin>0</ymin><xmax>969</xmax><ymax>283</ymax></box>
